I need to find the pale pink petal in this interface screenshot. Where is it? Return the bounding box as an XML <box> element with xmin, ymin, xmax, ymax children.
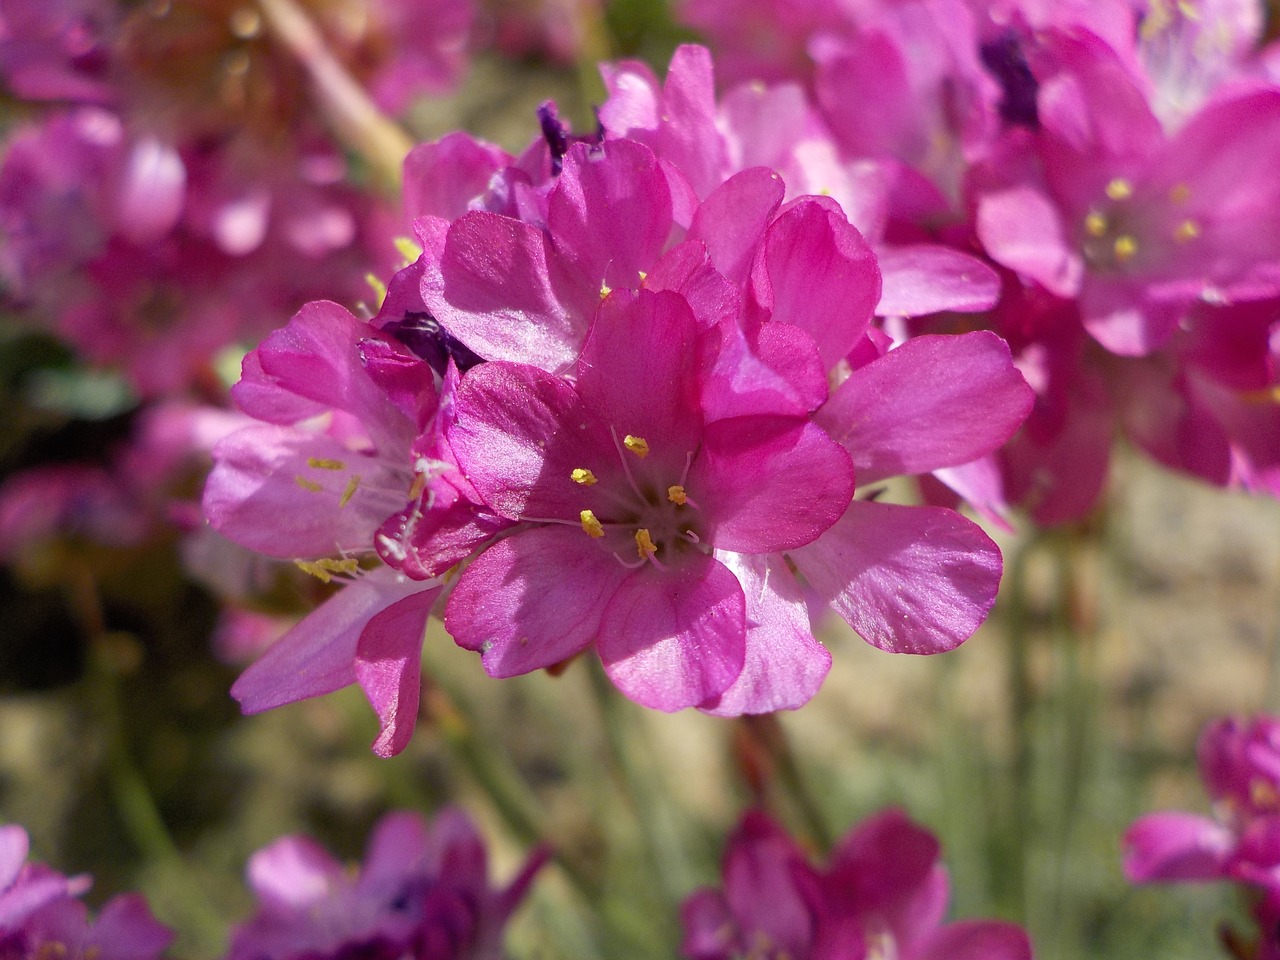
<box><xmin>402</xmin><ymin>133</ymin><xmax>511</xmax><ymax>221</ymax></box>
<box><xmin>789</xmin><ymin>500</ymin><xmax>1001</xmax><ymax>655</ymax></box>
<box><xmin>355</xmin><ymin>586</ymin><xmax>443</xmax><ymax>757</ymax></box>
<box><xmin>231</xmin><ymin>570</ymin><xmax>424</xmax><ymax>713</ymax></box>
<box><xmin>875</xmin><ymin>244</ymin><xmax>1000</xmax><ymax>317</ymax></box>
<box><xmin>443</xmin><ymin>527</ymin><xmax>628</xmax><ymax>677</ymax></box>
<box><xmin>917</xmin><ymin>921</ymin><xmax>1034</xmax><ymax>960</ymax></box>
<box><xmin>246</xmin><ymin>836</ymin><xmax>343</xmax><ymax>910</ymax></box>
<box><xmin>88</xmin><ymin>895</ymin><xmax>175</xmax><ymax>960</ymax></box>
<box><xmin>598</xmin><ymin>556</ymin><xmax>746</xmax><ymax>711</ymax></box>
<box><xmin>818</xmin><ymin>332</ymin><xmax>1032</xmax><ymax>485</ymax></box>
<box><xmin>700</xmin><ymin>553</ymin><xmax>830</xmax><ymax>716</ymax></box>
<box><xmin>1122</xmin><ymin>812</ymin><xmax>1234</xmax><ymax>883</ymax></box>
<box><xmin>688</xmin><ymin>167</ymin><xmax>785</xmax><ymax>285</ymax></box>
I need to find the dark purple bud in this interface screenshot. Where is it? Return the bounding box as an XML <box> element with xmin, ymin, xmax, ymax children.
<box><xmin>980</xmin><ymin>32</ymin><xmax>1039</xmax><ymax>130</ymax></box>
<box><xmin>381</xmin><ymin>311</ymin><xmax>484</xmax><ymax>376</ymax></box>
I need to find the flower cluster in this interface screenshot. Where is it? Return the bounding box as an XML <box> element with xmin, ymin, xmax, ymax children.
<box><xmin>682</xmin><ymin>808</ymin><xmax>1032</xmax><ymax>960</ymax></box>
<box><xmin>205</xmin><ymin>78</ymin><xmax>1034</xmax><ymax>753</ymax></box>
<box><xmin>1124</xmin><ymin>715</ymin><xmax>1280</xmax><ymax>957</ymax></box>
<box><xmin>663</xmin><ymin>0</ymin><xmax>1280</xmax><ymax>523</ymax></box>
<box><xmin>0</xmin><ymin>824</ymin><xmax>173</xmax><ymax>960</ymax></box>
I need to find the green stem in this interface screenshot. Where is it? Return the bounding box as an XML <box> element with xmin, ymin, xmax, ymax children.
<box><xmin>738</xmin><ymin>714</ymin><xmax>833</xmax><ymax>851</ymax></box>
<box><xmin>255</xmin><ymin>0</ymin><xmax>413</xmax><ymax>190</ymax></box>
<box><xmin>1003</xmin><ymin>534</ymin><xmax>1035</xmax><ymax>922</ymax></box>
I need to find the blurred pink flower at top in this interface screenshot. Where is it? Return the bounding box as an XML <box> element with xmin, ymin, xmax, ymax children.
<box><xmin>681</xmin><ymin>809</ymin><xmax>1034</xmax><ymax>960</ymax></box>
<box><xmin>0</xmin><ymin>0</ymin><xmax>117</xmax><ymax>103</ymax></box>
<box><xmin>0</xmin><ymin>824</ymin><xmax>172</xmax><ymax>960</ymax></box>
<box><xmin>227</xmin><ymin>808</ymin><xmax>547</xmax><ymax>960</ymax></box>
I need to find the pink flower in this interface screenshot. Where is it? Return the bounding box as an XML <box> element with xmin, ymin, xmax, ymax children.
<box><xmin>227</xmin><ymin>809</ymin><xmax>547</xmax><ymax>960</ymax></box>
<box><xmin>0</xmin><ymin>824</ymin><xmax>172</xmax><ymax>960</ymax></box>
<box><xmin>681</xmin><ymin>809</ymin><xmax>1034</xmax><ymax>960</ymax></box>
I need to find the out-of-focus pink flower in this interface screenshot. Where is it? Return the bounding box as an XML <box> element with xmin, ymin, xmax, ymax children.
<box><xmin>0</xmin><ymin>824</ymin><xmax>172</xmax><ymax>960</ymax></box>
<box><xmin>227</xmin><ymin>809</ymin><xmax>547</xmax><ymax>960</ymax></box>
<box><xmin>682</xmin><ymin>809</ymin><xmax>1034</xmax><ymax>960</ymax></box>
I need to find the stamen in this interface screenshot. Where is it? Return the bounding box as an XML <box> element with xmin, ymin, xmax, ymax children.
<box><xmin>1084</xmin><ymin>212</ymin><xmax>1107</xmax><ymax>237</ymax></box>
<box><xmin>609</xmin><ymin>426</ymin><xmax>647</xmax><ymax>501</ymax></box>
<box><xmin>1174</xmin><ymin>219</ymin><xmax>1200</xmax><ymax>242</ymax></box>
<box><xmin>307</xmin><ymin>457</ymin><xmax>346</xmax><ymax>470</ymax></box>
<box><xmin>394</xmin><ymin>236</ymin><xmax>423</xmax><ymax>263</ymax></box>
<box><xmin>600</xmin><ymin>282</ymin><xmax>612</xmax><ymax>299</ymax></box>
<box><xmin>295</xmin><ymin>558</ymin><xmax>360</xmax><ymax>583</ymax></box>
<box><xmin>1113</xmin><ymin>235</ymin><xmax>1138</xmax><ymax>262</ymax></box>
<box><xmin>623</xmin><ymin>435</ymin><xmax>650</xmax><ymax>458</ymax></box>
<box><xmin>339</xmin><ymin>475</ymin><xmax>361</xmax><ymax>507</ymax></box>
<box><xmin>571</xmin><ymin>468</ymin><xmax>598</xmax><ymax>485</ymax></box>
<box><xmin>635</xmin><ymin>528</ymin><xmax>657</xmax><ymax>558</ymax></box>
<box><xmin>1105</xmin><ymin>178</ymin><xmax>1133</xmax><ymax>201</ymax></box>
<box><xmin>667</xmin><ymin>485</ymin><xmax>687</xmax><ymax>505</ymax></box>
<box><xmin>682</xmin><ymin>529</ymin><xmax>700</xmax><ymax>544</ymax></box>
<box><xmin>295</xmin><ymin>475</ymin><xmax>323</xmax><ymax>492</ymax></box>
<box><xmin>365</xmin><ymin>272</ymin><xmax>388</xmax><ymax>303</ymax></box>
<box><xmin>580</xmin><ymin>509</ymin><xmax>605</xmax><ymax>538</ymax></box>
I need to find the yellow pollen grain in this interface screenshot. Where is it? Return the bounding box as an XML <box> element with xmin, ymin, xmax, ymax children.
<box><xmin>1105</xmin><ymin>177</ymin><xmax>1134</xmax><ymax>201</ymax></box>
<box><xmin>339</xmin><ymin>475</ymin><xmax>361</xmax><ymax>507</ymax></box>
<box><xmin>580</xmin><ymin>509</ymin><xmax>605</xmax><ymax>538</ymax></box>
<box><xmin>638</xmin><ymin>270</ymin><xmax>648</xmax><ymax>281</ymax></box>
<box><xmin>623</xmin><ymin>435</ymin><xmax>649</xmax><ymax>458</ymax></box>
<box><xmin>307</xmin><ymin>457</ymin><xmax>346</xmax><ymax>470</ymax></box>
<box><xmin>1170</xmin><ymin>183</ymin><xmax>1192</xmax><ymax>204</ymax></box>
<box><xmin>1113</xmin><ymin>235</ymin><xmax>1138</xmax><ymax>262</ymax></box>
<box><xmin>600</xmin><ymin>282</ymin><xmax>612</xmax><ymax>299</ymax></box>
<box><xmin>571</xmin><ymin>468</ymin><xmax>598</xmax><ymax>485</ymax></box>
<box><xmin>667</xmin><ymin>485</ymin><xmax>688</xmax><ymax>505</ymax></box>
<box><xmin>229</xmin><ymin>7</ymin><xmax>262</xmax><ymax>38</ymax></box>
<box><xmin>635</xmin><ymin>528</ymin><xmax>657</xmax><ymax>558</ymax></box>
<box><xmin>1084</xmin><ymin>212</ymin><xmax>1108</xmax><ymax>237</ymax></box>
<box><xmin>295</xmin><ymin>558</ymin><xmax>359</xmax><ymax>583</ymax></box>
<box><xmin>294</xmin><ymin>475</ymin><xmax>323</xmax><ymax>493</ymax></box>
<box><xmin>1174</xmin><ymin>219</ymin><xmax>1200</xmax><ymax>242</ymax></box>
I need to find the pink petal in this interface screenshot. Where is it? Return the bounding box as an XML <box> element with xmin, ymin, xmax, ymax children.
<box><xmin>789</xmin><ymin>500</ymin><xmax>1002</xmax><ymax>655</ymax></box>
<box><xmin>361</xmin><ymin>812</ymin><xmax>431</xmax><ymax>887</ymax></box>
<box><xmin>548</xmin><ymin>139</ymin><xmax>673</xmax><ymax>293</ymax></box>
<box><xmin>598</xmin><ymin>556</ymin><xmax>746</xmax><ymax>711</ymax></box>
<box><xmin>402</xmin><ymin>133</ymin><xmax>511</xmax><ymax>221</ymax></box>
<box><xmin>246</xmin><ymin>836</ymin><xmax>343</xmax><ymax>909</ymax></box>
<box><xmin>875</xmin><ymin>244</ymin><xmax>1000</xmax><ymax>317</ymax></box>
<box><xmin>114</xmin><ymin>137</ymin><xmax>185</xmax><ymax>245</ymax></box>
<box><xmin>818</xmin><ymin>332</ymin><xmax>1033</xmax><ymax>485</ymax></box>
<box><xmin>444</xmin><ymin>526</ymin><xmax>628</xmax><ymax>676</ymax></box>
<box><xmin>231</xmin><ymin>570</ymin><xmax>424</xmax><ymax>713</ymax></box>
<box><xmin>699</xmin><ymin>320</ymin><xmax>827</xmax><ymax>422</ymax></box>
<box><xmin>700</xmin><ymin>553</ymin><xmax>830</xmax><ymax>716</ymax></box>
<box><xmin>917</xmin><ymin>921</ymin><xmax>1033</xmax><ymax>960</ymax></box>
<box><xmin>1122</xmin><ymin>812</ymin><xmax>1234</xmax><ymax>883</ymax></box>
<box><xmin>693</xmin><ymin>417</ymin><xmax>853</xmax><ymax>553</ymax></box>
<box><xmin>426</xmin><ymin>212</ymin><xmax>586</xmax><ymax>371</ymax></box>
<box><xmin>0</xmin><ymin>826</ymin><xmax>29</xmax><ymax>890</ymax></box>
<box><xmin>355</xmin><ymin>586</ymin><xmax>443</xmax><ymax>757</ymax></box>
<box><xmin>975</xmin><ymin>176</ymin><xmax>1082</xmax><ymax>299</ymax></box>
<box><xmin>688</xmin><ymin>167</ymin><xmax>785</xmax><ymax>285</ymax></box>
<box><xmin>752</xmin><ymin>199</ymin><xmax>880</xmax><ymax>370</ymax></box>
<box><xmin>88</xmin><ymin>895</ymin><xmax>175</xmax><ymax>960</ymax></box>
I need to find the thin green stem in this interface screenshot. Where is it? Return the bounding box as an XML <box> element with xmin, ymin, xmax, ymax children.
<box><xmin>255</xmin><ymin>0</ymin><xmax>413</xmax><ymax>190</ymax></box>
<box><xmin>1003</xmin><ymin>534</ymin><xmax>1035</xmax><ymax>922</ymax></box>
<box><xmin>737</xmin><ymin>714</ymin><xmax>834</xmax><ymax>852</ymax></box>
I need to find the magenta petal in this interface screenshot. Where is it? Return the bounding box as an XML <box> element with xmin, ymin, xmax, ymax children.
<box><xmin>645</xmin><ymin>239</ymin><xmax>740</xmax><ymax>331</ymax></box>
<box><xmin>693</xmin><ymin>417</ymin><xmax>853</xmax><ymax>553</ymax></box>
<box><xmin>402</xmin><ymin>133</ymin><xmax>511</xmax><ymax>220</ymax></box>
<box><xmin>355</xmin><ymin>586</ymin><xmax>442</xmax><ymax>758</ymax></box>
<box><xmin>231</xmin><ymin>570</ymin><xmax>424</xmax><ymax>714</ymax></box>
<box><xmin>700</xmin><ymin>320</ymin><xmax>827</xmax><ymax>422</ymax></box>
<box><xmin>88</xmin><ymin>895</ymin><xmax>176</xmax><ymax>960</ymax></box>
<box><xmin>917</xmin><ymin>921</ymin><xmax>1033</xmax><ymax>960</ymax></box>
<box><xmin>247</xmin><ymin>836</ymin><xmax>342</xmax><ymax>909</ymax></box>
<box><xmin>789</xmin><ymin>500</ymin><xmax>1002</xmax><ymax>655</ymax></box>
<box><xmin>975</xmin><ymin>181</ymin><xmax>1082</xmax><ymax>298</ymax></box>
<box><xmin>689</xmin><ymin>167</ymin><xmax>785</xmax><ymax>284</ymax></box>
<box><xmin>875</xmin><ymin>244</ymin><xmax>1000</xmax><ymax>317</ymax></box>
<box><xmin>1122</xmin><ymin>812</ymin><xmax>1234</xmax><ymax>883</ymax></box>
<box><xmin>753</xmin><ymin>199</ymin><xmax>880</xmax><ymax>369</ymax></box>
<box><xmin>443</xmin><ymin>527</ymin><xmax>627</xmax><ymax>677</ymax></box>
<box><xmin>427</xmin><ymin>212</ymin><xmax>585</xmax><ymax>370</ymax></box>
<box><xmin>0</xmin><ymin>826</ymin><xmax>28</xmax><ymax>890</ymax></box>
<box><xmin>721</xmin><ymin>811</ymin><xmax>815</xmax><ymax>957</ymax></box>
<box><xmin>598</xmin><ymin>556</ymin><xmax>746</xmax><ymax>711</ymax></box>
<box><xmin>819</xmin><ymin>332</ymin><xmax>1033</xmax><ymax>485</ymax></box>
<box><xmin>680</xmin><ymin>889</ymin><xmax>737</xmax><ymax>960</ymax></box>
<box><xmin>700</xmin><ymin>553</ymin><xmax>830</xmax><ymax>716</ymax></box>
<box><xmin>548</xmin><ymin>139</ymin><xmax>673</xmax><ymax>293</ymax></box>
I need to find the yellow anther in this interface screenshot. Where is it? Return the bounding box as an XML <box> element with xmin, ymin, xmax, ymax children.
<box><xmin>571</xmin><ymin>468</ymin><xmax>598</xmax><ymax>485</ymax></box>
<box><xmin>600</xmin><ymin>282</ymin><xmax>612</xmax><ymax>299</ymax></box>
<box><xmin>294</xmin><ymin>475</ymin><xmax>323</xmax><ymax>492</ymax></box>
<box><xmin>1170</xmin><ymin>183</ymin><xmax>1192</xmax><ymax>203</ymax></box>
<box><xmin>1174</xmin><ymin>219</ymin><xmax>1201</xmax><ymax>242</ymax></box>
<box><xmin>307</xmin><ymin>457</ymin><xmax>346</xmax><ymax>470</ymax></box>
<box><xmin>1252</xmin><ymin>778</ymin><xmax>1280</xmax><ymax>810</ymax></box>
<box><xmin>295</xmin><ymin>558</ymin><xmax>360</xmax><ymax>583</ymax></box>
<box><xmin>580</xmin><ymin>509</ymin><xmax>605</xmax><ymax>538</ymax></box>
<box><xmin>394</xmin><ymin>236</ymin><xmax>423</xmax><ymax>264</ymax></box>
<box><xmin>1176</xmin><ymin>0</ymin><xmax>1200</xmax><ymax>19</ymax></box>
<box><xmin>365</xmin><ymin>272</ymin><xmax>388</xmax><ymax>303</ymax></box>
<box><xmin>1113</xmin><ymin>235</ymin><xmax>1138</xmax><ymax>262</ymax></box>
<box><xmin>638</xmin><ymin>270</ymin><xmax>648</xmax><ymax>281</ymax></box>
<box><xmin>339</xmin><ymin>475</ymin><xmax>361</xmax><ymax>507</ymax></box>
<box><xmin>1105</xmin><ymin>177</ymin><xmax>1134</xmax><ymax>201</ymax></box>
<box><xmin>229</xmin><ymin>7</ymin><xmax>262</xmax><ymax>38</ymax></box>
<box><xmin>667</xmin><ymin>485</ymin><xmax>688</xmax><ymax>505</ymax></box>
<box><xmin>623</xmin><ymin>435</ymin><xmax>649</xmax><ymax>458</ymax></box>
<box><xmin>635</xmin><ymin>528</ymin><xmax>657</xmax><ymax>558</ymax></box>
<box><xmin>1084</xmin><ymin>212</ymin><xmax>1108</xmax><ymax>237</ymax></box>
